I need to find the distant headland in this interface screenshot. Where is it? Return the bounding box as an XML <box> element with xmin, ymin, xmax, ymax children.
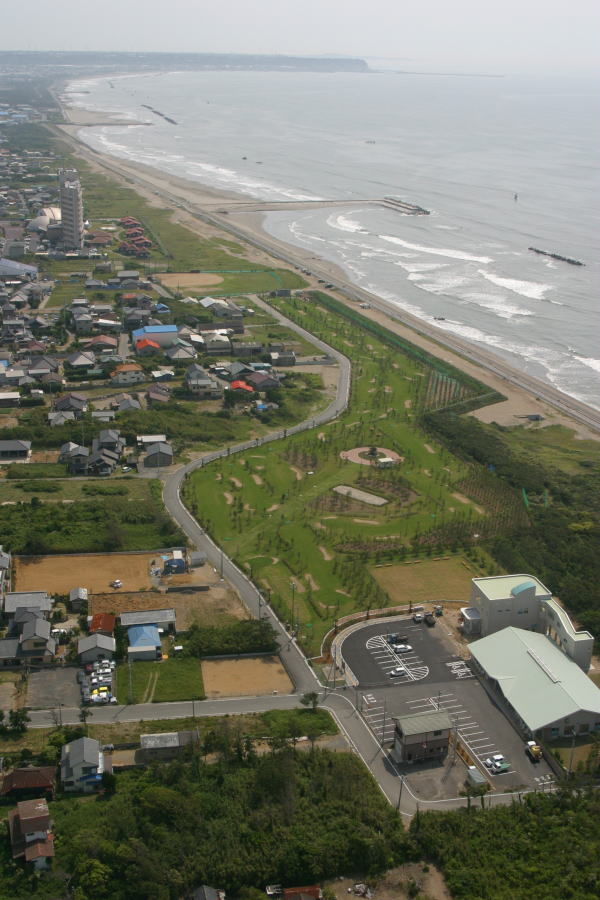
<box><xmin>0</xmin><ymin>50</ymin><xmax>370</xmax><ymax>75</ymax></box>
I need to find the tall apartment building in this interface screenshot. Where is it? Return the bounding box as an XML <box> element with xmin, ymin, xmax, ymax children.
<box><xmin>58</xmin><ymin>168</ymin><xmax>84</xmax><ymax>249</ymax></box>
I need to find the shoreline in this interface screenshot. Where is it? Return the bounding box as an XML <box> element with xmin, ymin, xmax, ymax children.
<box><xmin>51</xmin><ymin>97</ymin><xmax>600</xmax><ymax>441</ymax></box>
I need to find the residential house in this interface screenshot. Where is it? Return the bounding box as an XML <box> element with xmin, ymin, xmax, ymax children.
<box><xmin>137</xmin><ymin>434</ymin><xmax>167</xmax><ymax>448</ymax></box>
<box><xmin>269</xmin><ymin>350</ymin><xmax>296</xmax><ymax>366</ymax></box>
<box><xmin>216</xmin><ymin>361</ymin><xmax>253</xmax><ymax>382</ymax></box>
<box><xmin>127</xmin><ymin>624</ymin><xmax>162</xmax><ymax>661</ymax></box>
<box><xmin>124</xmin><ymin>308</ymin><xmax>152</xmax><ymax>330</ymax></box>
<box><xmin>54</xmin><ymin>392</ymin><xmax>87</xmax><ymax>415</ymax></box>
<box><xmin>184</xmin><ymin>364</ymin><xmax>222</xmax><ymax>398</ymax></box>
<box><xmin>0</xmin><ymin>767</ymin><xmax>56</xmax><ymax>800</ymax></box>
<box><xmin>17</xmin><ymin>618</ymin><xmax>55</xmax><ymax>663</ymax></box>
<box><xmin>3</xmin><ymin>591</ymin><xmax>53</xmax><ymax>618</ymax></box>
<box><xmin>60</xmin><ymin>737</ymin><xmax>105</xmax><ymax>793</ymax></box>
<box><xmin>8</xmin><ymin>798</ymin><xmax>55</xmax><ymax>870</ymax></box>
<box><xmin>144</xmin><ymin>441</ymin><xmax>174</xmax><ymax>468</ymax></box>
<box><xmin>91</xmin><ymin>409</ymin><xmax>115</xmax><ymax>423</ymax></box>
<box><xmin>77</xmin><ymin>633</ymin><xmax>116</xmax><ymax>664</ymax></box>
<box><xmin>230</xmin><ymin>380</ymin><xmax>254</xmax><ymax>395</ymax></box>
<box><xmin>146</xmin><ymin>384</ymin><xmax>170</xmax><ymax>405</ymax></box>
<box><xmin>246</xmin><ymin>371</ymin><xmax>281</xmax><ymax>391</ymax></box>
<box><xmin>110</xmin><ymin>363</ymin><xmax>145</xmax><ymax>385</ymax></box>
<box><xmin>86</xmin><ymin>449</ymin><xmax>120</xmax><ymax>476</ymax></box>
<box><xmin>0</xmin><ymin>439</ymin><xmax>31</xmax><ymax>460</ymax></box>
<box><xmin>116</xmin><ymin>395</ymin><xmax>141</xmax><ymax>412</ymax></box>
<box><xmin>58</xmin><ymin>442</ymin><xmax>89</xmax><ymax>474</ymax></box>
<box><xmin>86</xmin><ymin>334</ymin><xmax>118</xmax><ymax>352</ymax></box>
<box><xmin>65</xmin><ymin>350</ymin><xmax>95</xmax><ymax>370</ymax></box>
<box><xmin>135</xmin><ymin>337</ymin><xmax>160</xmax><ymax>356</ymax></box>
<box><xmin>231</xmin><ymin>342</ymin><xmax>263</xmax><ymax>359</ymax></box>
<box><xmin>89</xmin><ymin>613</ymin><xmax>116</xmax><ymax>637</ymax></box>
<box><xmin>165</xmin><ymin>343</ymin><xmax>196</xmax><ymax>362</ymax></box>
<box><xmin>47</xmin><ymin>410</ymin><xmax>75</xmax><ymax>427</ymax></box>
<box><xmin>139</xmin><ymin>730</ymin><xmax>199</xmax><ymax>761</ymax></box>
<box><xmin>202</xmin><ymin>331</ymin><xmax>231</xmax><ymax>355</ymax></box>
<box><xmin>0</xmin><ymin>390</ymin><xmax>20</xmax><ymax>407</ymax></box>
<box><xmin>95</xmin><ymin>429</ymin><xmax>125</xmax><ymax>455</ymax></box>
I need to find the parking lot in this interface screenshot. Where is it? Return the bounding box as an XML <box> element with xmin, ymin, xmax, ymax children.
<box><xmin>27</xmin><ymin>668</ymin><xmax>80</xmax><ymax>710</ymax></box>
<box><xmin>341</xmin><ymin>618</ymin><xmax>557</xmax><ymax>792</ymax></box>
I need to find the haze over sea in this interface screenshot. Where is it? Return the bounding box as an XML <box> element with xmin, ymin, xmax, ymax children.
<box><xmin>63</xmin><ymin>70</ymin><xmax>600</xmax><ymax>410</ymax></box>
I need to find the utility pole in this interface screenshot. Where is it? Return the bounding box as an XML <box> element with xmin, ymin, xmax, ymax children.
<box><xmin>381</xmin><ymin>700</ymin><xmax>387</xmax><ymax>747</ymax></box>
<box><xmin>290</xmin><ymin>580</ymin><xmax>296</xmax><ymax>635</ymax></box>
<box><xmin>396</xmin><ymin>775</ymin><xmax>404</xmax><ymax>811</ymax></box>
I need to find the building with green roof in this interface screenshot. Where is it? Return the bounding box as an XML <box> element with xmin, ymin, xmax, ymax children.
<box><xmin>469</xmin><ymin>627</ymin><xmax>600</xmax><ymax>740</ymax></box>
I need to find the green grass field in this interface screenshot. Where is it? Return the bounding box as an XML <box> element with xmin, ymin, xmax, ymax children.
<box><xmin>183</xmin><ymin>296</ymin><xmax>497</xmax><ymax>654</ymax></box>
<box><xmin>0</xmin><ymin>476</ymin><xmax>156</xmax><ymax>504</ymax></box>
<box><xmin>115</xmin><ymin>658</ymin><xmax>205</xmax><ymax>704</ymax></box>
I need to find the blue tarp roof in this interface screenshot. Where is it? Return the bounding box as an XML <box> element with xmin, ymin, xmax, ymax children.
<box><xmin>128</xmin><ymin>624</ymin><xmax>161</xmax><ymax>647</ymax></box>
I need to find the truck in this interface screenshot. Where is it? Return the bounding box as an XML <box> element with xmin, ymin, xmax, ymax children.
<box><xmin>526</xmin><ymin>740</ymin><xmax>543</xmax><ymax>761</ymax></box>
<box><xmin>424</xmin><ymin>611</ymin><xmax>436</xmax><ymax>627</ymax></box>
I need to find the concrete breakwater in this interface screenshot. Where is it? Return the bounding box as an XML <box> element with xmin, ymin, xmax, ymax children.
<box><xmin>528</xmin><ymin>246</ymin><xmax>584</xmax><ymax>266</ymax></box>
<box><xmin>383</xmin><ymin>196</ymin><xmax>430</xmax><ymax>215</ymax></box>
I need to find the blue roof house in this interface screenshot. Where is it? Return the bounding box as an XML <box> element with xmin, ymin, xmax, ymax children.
<box><xmin>131</xmin><ymin>325</ymin><xmax>178</xmax><ymax>349</ymax></box>
<box><xmin>127</xmin><ymin>624</ymin><xmax>162</xmax><ymax>661</ymax></box>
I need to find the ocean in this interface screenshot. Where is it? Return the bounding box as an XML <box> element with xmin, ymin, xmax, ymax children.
<box><xmin>62</xmin><ymin>70</ymin><xmax>600</xmax><ymax>410</ymax></box>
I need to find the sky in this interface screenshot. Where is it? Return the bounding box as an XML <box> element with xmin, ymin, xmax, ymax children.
<box><xmin>2</xmin><ymin>0</ymin><xmax>599</xmax><ymax>75</ymax></box>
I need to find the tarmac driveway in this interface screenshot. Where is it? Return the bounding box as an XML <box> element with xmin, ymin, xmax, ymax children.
<box><xmin>27</xmin><ymin>668</ymin><xmax>80</xmax><ymax>711</ymax></box>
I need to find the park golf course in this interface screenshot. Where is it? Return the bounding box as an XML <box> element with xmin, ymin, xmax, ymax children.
<box><xmin>182</xmin><ymin>291</ymin><xmax>528</xmax><ymax>656</ymax></box>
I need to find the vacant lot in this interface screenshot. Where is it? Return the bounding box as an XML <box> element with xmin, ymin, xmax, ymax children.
<box><xmin>91</xmin><ymin>584</ymin><xmax>248</xmax><ymax>631</ymax></box>
<box><xmin>14</xmin><ymin>552</ymin><xmax>156</xmax><ymax>594</ymax></box>
<box><xmin>156</xmin><ymin>272</ymin><xmax>224</xmax><ymax>289</ymax></box>
<box><xmin>116</xmin><ymin>658</ymin><xmax>204</xmax><ymax>704</ymax></box>
<box><xmin>201</xmin><ymin>656</ymin><xmax>293</xmax><ymax>698</ymax></box>
<box><xmin>371</xmin><ymin>556</ymin><xmax>476</xmax><ymax>607</ymax></box>
<box><xmin>27</xmin><ymin>669</ymin><xmax>80</xmax><ymax>710</ymax></box>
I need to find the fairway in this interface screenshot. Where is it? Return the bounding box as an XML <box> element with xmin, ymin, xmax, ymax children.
<box><xmin>371</xmin><ymin>557</ymin><xmax>475</xmax><ymax>606</ymax></box>
<box><xmin>14</xmin><ymin>552</ymin><xmax>156</xmax><ymax>594</ymax></box>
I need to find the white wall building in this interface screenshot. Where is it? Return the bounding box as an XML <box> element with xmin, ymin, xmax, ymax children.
<box><xmin>58</xmin><ymin>168</ymin><xmax>84</xmax><ymax>250</ymax></box>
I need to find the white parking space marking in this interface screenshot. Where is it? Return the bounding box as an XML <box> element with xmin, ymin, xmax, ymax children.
<box><xmin>365</xmin><ymin>633</ymin><xmax>430</xmax><ymax>682</ymax></box>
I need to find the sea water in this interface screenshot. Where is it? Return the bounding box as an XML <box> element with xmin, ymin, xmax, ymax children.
<box><xmin>62</xmin><ymin>70</ymin><xmax>600</xmax><ymax>409</ymax></box>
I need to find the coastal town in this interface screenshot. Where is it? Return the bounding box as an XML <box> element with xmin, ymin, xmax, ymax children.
<box><xmin>0</xmin><ymin>53</ymin><xmax>599</xmax><ymax>900</ymax></box>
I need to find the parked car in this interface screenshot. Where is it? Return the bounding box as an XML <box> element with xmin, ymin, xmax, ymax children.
<box><xmin>484</xmin><ymin>754</ymin><xmax>505</xmax><ymax>769</ymax></box>
<box><xmin>389</xmin><ymin>667</ymin><xmax>408</xmax><ymax>678</ymax></box>
<box><xmin>392</xmin><ymin>644</ymin><xmax>413</xmax><ymax>653</ymax></box>
<box><xmin>492</xmin><ymin>761</ymin><xmax>511</xmax><ymax>775</ymax></box>
<box><xmin>413</xmin><ymin>613</ymin><xmax>424</xmax><ymax>623</ymax></box>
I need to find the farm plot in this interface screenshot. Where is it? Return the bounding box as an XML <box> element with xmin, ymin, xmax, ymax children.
<box><xmin>371</xmin><ymin>557</ymin><xmax>475</xmax><ymax>607</ymax></box>
<box><xmin>14</xmin><ymin>552</ymin><xmax>156</xmax><ymax>594</ymax></box>
<box><xmin>201</xmin><ymin>656</ymin><xmax>293</xmax><ymax>698</ymax></box>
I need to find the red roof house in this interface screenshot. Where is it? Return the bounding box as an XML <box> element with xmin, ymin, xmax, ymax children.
<box><xmin>230</xmin><ymin>380</ymin><xmax>254</xmax><ymax>393</ymax></box>
<box><xmin>89</xmin><ymin>613</ymin><xmax>116</xmax><ymax>636</ymax></box>
<box><xmin>1</xmin><ymin>767</ymin><xmax>56</xmax><ymax>799</ymax></box>
<box><xmin>136</xmin><ymin>338</ymin><xmax>161</xmax><ymax>355</ymax></box>
<box><xmin>8</xmin><ymin>798</ymin><xmax>55</xmax><ymax>870</ymax></box>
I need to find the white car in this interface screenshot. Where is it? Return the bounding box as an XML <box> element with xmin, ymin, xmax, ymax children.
<box><xmin>484</xmin><ymin>754</ymin><xmax>505</xmax><ymax>769</ymax></box>
<box><xmin>393</xmin><ymin>644</ymin><xmax>413</xmax><ymax>653</ymax></box>
<box><xmin>389</xmin><ymin>667</ymin><xmax>407</xmax><ymax>678</ymax></box>
<box><xmin>110</xmin><ymin>579</ymin><xmax>122</xmax><ymax>588</ymax></box>
<box><xmin>413</xmin><ymin>613</ymin><xmax>424</xmax><ymax>623</ymax></box>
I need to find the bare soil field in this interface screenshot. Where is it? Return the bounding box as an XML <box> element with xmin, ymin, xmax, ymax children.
<box><xmin>156</xmin><ymin>272</ymin><xmax>224</xmax><ymax>288</ymax></box>
<box><xmin>327</xmin><ymin>864</ymin><xmax>450</xmax><ymax>900</ymax></box>
<box><xmin>91</xmin><ymin>583</ymin><xmax>247</xmax><ymax>631</ymax></box>
<box><xmin>14</xmin><ymin>552</ymin><xmax>156</xmax><ymax>594</ymax></box>
<box><xmin>201</xmin><ymin>656</ymin><xmax>293</xmax><ymax>698</ymax></box>
<box><xmin>371</xmin><ymin>556</ymin><xmax>476</xmax><ymax>607</ymax></box>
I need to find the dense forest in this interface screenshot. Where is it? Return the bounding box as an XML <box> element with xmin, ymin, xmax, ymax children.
<box><xmin>425</xmin><ymin>411</ymin><xmax>600</xmax><ymax>643</ymax></box>
<box><xmin>8</xmin><ymin>749</ymin><xmax>408</xmax><ymax>900</ymax></box>
<box><xmin>412</xmin><ymin>788</ymin><xmax>600</xmax><ymax>899</ymax></box>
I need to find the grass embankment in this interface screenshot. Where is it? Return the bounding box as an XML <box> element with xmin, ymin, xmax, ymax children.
<box><xmin>0</xmin><ymin>708</ymin><xmax>337</xmax><ymax>756</ymax></box>
<box><xmin>183</xmin><ymin>295</ymin><xmax>512</xmax><ymax>654</ymax></box>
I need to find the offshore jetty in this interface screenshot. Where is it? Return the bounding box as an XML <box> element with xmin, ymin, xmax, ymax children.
<box><xmin>142</xmin><ymin>104</ymin><xmax>177</xmax><ymax>125</ymax></box>
<box><xmin>529</xmin><ymin>246</ymin><xmax>584</xmax><ymax>266</ymax></box>
<box><xmin>384</xmin><ymin>196</ymin><xmax>430</xmax><ymax>215</ymax></box>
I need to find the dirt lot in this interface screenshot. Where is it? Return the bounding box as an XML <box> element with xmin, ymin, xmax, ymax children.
<box><xmin>90</xmin><ymin>583</ymin><xmax>248</xmax><ymax>631</ymax></box>
<box><xmin>26</xmin><ymin>668</ymin><xmax>80</xmax><ymax>710</ymax></box>
<box><xmin>201</xmin><ymin>656</ymin><xmax>293</xmax><ymax>698</ymax></box>
<box><xmin>371</xmin><ymin>556</ymin><xmax>476</xmax><ymax>607</ymax></box>
<box><xmin>156</xmin><ymin>272</ymin><xmax>224</xmax><ymax>289</ymax></box>
<box><xmin>14</xmin><ymin>552</ymin><xmax>156</xmax><ymax>594</ymax></box>
<box><xmin>327</xmin><ymin>864</ymin><xmax>450</xmax><ymax>900</ymax></box>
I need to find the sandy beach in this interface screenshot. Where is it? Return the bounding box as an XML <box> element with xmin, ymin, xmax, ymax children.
<box><xmin>52</xmin><ymin>98</ymin><xmax>600</xmax><ymax>442</ymax></box>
